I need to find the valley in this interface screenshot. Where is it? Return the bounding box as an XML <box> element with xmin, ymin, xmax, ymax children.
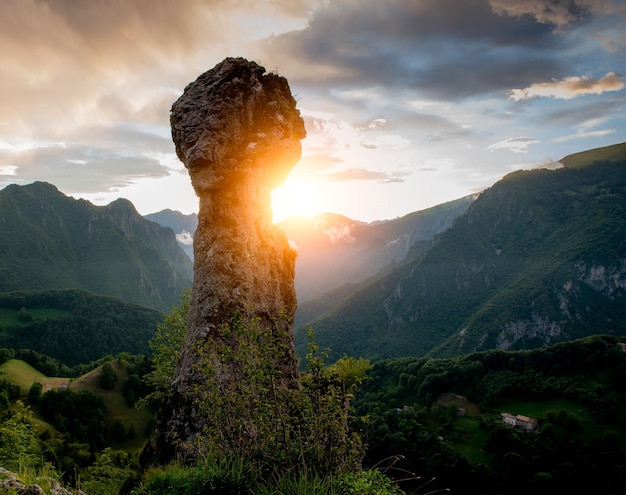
<box><xmin>0</xmin><ymin>141</ymin><xmax>625</xmax><ymax>494</ymax></box>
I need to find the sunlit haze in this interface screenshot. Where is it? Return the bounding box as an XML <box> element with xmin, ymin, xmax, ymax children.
<box><xmin>1</xmin><ymin>0</ymin><xmax>625</xmax><ymax>223</ymax></box>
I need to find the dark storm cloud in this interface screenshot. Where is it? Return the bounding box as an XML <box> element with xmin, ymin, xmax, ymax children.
<box><xmin>490</xmin><ymin>0</ymin><xmax>625</xmax><ymax>28</ymax></box>
<box><xmin>264</xmin><ymin>0</ymin><xmax>577</xmax><ymax>99</ymax></box>
<box><xmin>540</xmin><ymin>96</ymin><xmax>626</xmax><ymax>126</ymax></box>
<box><xmin>407</xmin><ymin>50</ymin><xmax>562</xmax><ymax>100</ymax></box>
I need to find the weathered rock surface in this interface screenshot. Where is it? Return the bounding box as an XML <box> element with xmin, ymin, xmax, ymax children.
<box><xmin>154</xmin><ymin>57</ymin><xmax>306</xmax><ymax>460</ymax></box>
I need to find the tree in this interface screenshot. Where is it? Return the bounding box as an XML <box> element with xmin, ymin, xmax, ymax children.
<box><xmin>99</xmin><ymin>361</ymin><xmax>118</xmax><ymax>390</ymax></box>
<box><xmin>139</xmin><ymin>289</ymin><xmax>189</xmax><ymax>406</ymax></box>
<box><xmin>80</xmin><ymin>448</ymin><xmax>136</xmax><ymax>495</ymax></box>
<box><xmin>18</xmin><ymin>307</ymin><xmax>33</xmax><ymax>322</ymax></box>
<box><xmin>0</xmin><ymin>348</ymin><xmax>15</xmax><ymax>365</ymax></box>
<box><xmin>0</xmin><ymin>401</ymin><xmax>41</xmax><ymax>470</ymax></box>
<box><xmin>28</xmin><ymin>381</ymin><xmax>43</xmax><ymax>403</ymax></box>
<box><xmin>0</xmin><ymin>390</ymin><xmax>9</xmax><ymax>414</ymax></box>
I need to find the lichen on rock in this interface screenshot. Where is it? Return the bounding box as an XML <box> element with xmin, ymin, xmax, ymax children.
<box><xmin>153</xmin><ymin>57</ymin><xmax>306</xmax><ymax>462</ymax></box>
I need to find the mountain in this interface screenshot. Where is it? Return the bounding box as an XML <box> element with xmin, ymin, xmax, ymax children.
<box><xmin>298</xmin><ymin>142</ymin><xmax>626</xmax><ymax>361</ymax></box>
<box><xmin>144</xmin><ymin>209</ymin><xmax>197</xmax><ymax>260</ymax></box>
<box><xmin>144</xmin><ymin>197</ymin><xmax>475</xmax><ymax>317</ymax></box>
<box><xmin>279</xmin><ymin>195</ymin><xmax>476</xmax><ymax>305</ymax></box>
<box><xmin>0</xmin><ymin>182</ymin><xmax>193</xmax><ymax>312</ymax></box>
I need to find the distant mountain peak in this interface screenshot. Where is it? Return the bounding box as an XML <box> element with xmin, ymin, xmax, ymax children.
<box><xmin>4</xmin><ymin>180</ymin><xmax>63</xmax><ymax>197</ymax></box>
<box><xmin>105</xmin><ymin>197</ymin><xmax>140</xmax><ymax>215</ymax></box>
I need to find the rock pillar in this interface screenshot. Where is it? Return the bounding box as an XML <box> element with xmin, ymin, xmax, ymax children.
<box><xmin>154</xmin><ymin>57</ymin><xmax>306</xmax><ymax>461</ymax></box>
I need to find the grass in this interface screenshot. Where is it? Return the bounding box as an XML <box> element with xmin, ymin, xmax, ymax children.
<box><xmin>560</xmin><ymin>142</ymin><xmax>626</xmax><ymax>169</ymax></box>
<box><xmin>436</xmin><ymin>393</ymin><xmax>481</xmax><ymax>416</ymax></box>
<box><xmin>1</xmin><ymin>462</ymin><xmax>65</xmax><ymax>494</ymax></box>
<box><xmin>446</xmin><ymin>416</ymin><xmax>491</xmax><ymax>466</ymax></box>
<box><xmin>494</xmin><ymin>397</ymin><xmax>590</xmax><ymax>421</ymax></box>
<box><xmin>431</xmin><ymin>394</ymin><xmax>492</xmax><ymax>465</ymax></box>
<box><xmin>136</xmin><ymin>460</ymin><xmax>407</xmax><ymax>495</ymax></box>
<box><xmin>70</xmin><ymin>359</ymin><xmax>155</xmax><ymax>451</ymax></box>
<box><xmin>0</xmin><ymin>359</ymin><xmax>69</xmax><ymax>437</ymax></box>
<box><xmin>1</xmin><ymin>358</ymin><xmax>155</xmax><ymax>452</ymax></box>
<box><xmin>0</xmin><ymin>359</ymin><xmax>68</xmax><ymax>396</ymax></box>
<box><xmin>0</xmin><ymin>307</ymin><xmax>70</xmax><ymax>327</ymax></box>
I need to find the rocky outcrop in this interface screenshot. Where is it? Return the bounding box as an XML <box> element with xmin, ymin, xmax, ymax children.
<box><xmin>154</xmin><ymin>57</ymin><xmax>306</xmax><ymax>460</ymax></box>
<box><xmin>0</xmin><ymin>467</ymin><xmax>80</xmax><ymax>495</ymax></box>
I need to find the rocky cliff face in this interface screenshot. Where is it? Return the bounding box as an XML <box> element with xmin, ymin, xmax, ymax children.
<box><xmin>299</xmin><ymin>153</ymin><xmax>626</xmax><ymax>361</ymax></box>
<box><xmin>155</xmin><ymin>57</ymin><xmax>306</xmax><ymax>460</ymax></box>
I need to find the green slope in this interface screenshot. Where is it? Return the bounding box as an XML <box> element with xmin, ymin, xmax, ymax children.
<box><xmin>0</xmin><ymin>182</ymin><xmax>192</xmax><ymax>312</ymax></box>
<box><xmin>352</xmin><ymin>335</ymin><xmax>626</xmax><ymax>494</ymax></box>
<box><xmin>69</xmin><ymin>359</ymin><xmax>155</xmax><ymax>451</ymax></box>
<box><xmin>299</xmin><ymin>142</ymin><xmax>626</xmax><ymax>361</ymax></box>
<box><xmin>0</xmin><ymin>359</ymin><xmax>62</xmax><ymax>395</ymax></box>
<box><xmin>1</xmin><ymin>358</ymin><xmax>155</xmax><ymax>452</ymax></box>
<box><xmin>560</xmin><ymin>141</ymin><xmax>626</xmax><ymax>169</ymax></box>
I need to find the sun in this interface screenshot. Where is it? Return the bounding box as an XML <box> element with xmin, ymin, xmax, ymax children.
<box><xmin>271</xmin><ymin>177</ymin><xmax>326</xmax><ymax>223</ymax></box>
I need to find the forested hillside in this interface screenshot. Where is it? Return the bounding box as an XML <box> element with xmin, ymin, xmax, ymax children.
<box><xmin>352</xmin><ymin>334</ymin><xmax>626</xmax><ymax>494</ymax></box>
<box><xmin>0</xmin><ymin>289</ymin><xmax>163</xmax><ymax>365</ymax></box>
<box><xmin>0</xmin><ymin>182</ymin><xmax>193</xmax><ymax>312</ymax></box>
<box><xmin>297</xmin><ymin>143</ymin><xmax>626</xmax><ymax>361</ymax></box>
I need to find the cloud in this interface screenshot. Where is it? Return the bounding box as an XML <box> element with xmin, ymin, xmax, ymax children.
<box><xmin>489</xmin><ymin>0</ymin><xmax>625</xmax><ymax>28</ymax></box>
<box><xmin>321</xmin><ymin>224</ymin><xmax>356</xmax><ymax>244</ymax></box>
<box><xmin>552</xmin><ymin>128</ymin><xmax>616</xmax><ymax>143</ymax></box>
<box><xmin>314</xmin><ymin>168</ymin><xmax>409</xmax><ymax>184</ymax></box>
<box><xmin>0</xmin><ymin>143</ymin><xmax>171</xmax><ymax>193</ymax></box>
<box><xmin>0</xmin><ymin>0</ymin><xmax>316</xmax><ymax>199</ymax></box>
<box><xmin>540</xmin><ymin>100</ymin><xmax>620</xmax><ymax>125</ymax></box>
<box><xmin>259</xmin><ymin>0</ymin><xmax>560</xmax><ymax>100</ymax></box>
<box><xmin>427</xmin><ymin>128</ymin><xmax>473</xmax><ymax>143</ymax></box>
<box><xmin>0</xmin><ymin>165</ymin><xmax>18</xmax><ymax>176</ymax></box>
<box><xmin>509</xmin><ymin>72</ymin><xmax>625</xmax><ymax>100</ymax></box>
<box><xmin>297</xmin><ymin>153</ymin><xmax>344</xmax><ymax>173</ymax></box>
<box><xmin>487</xmin><ymin>137</ymin><xmax>539</xmax><ymax>153</ymax></box>
<box><xmin>0</xmin><ymin>0</ymin><xmax>624</xmax><ymax>223</ymax></box>
<box><xmin>361</xmin><ymin>134</ymin><xmax>411</xmax><ymax>150</ymax></box>
<box><xmin>176</xmin><ymin>231</ymin><xmax>194</xmax><ymax>246</ymax></box>
<box><xmin>0</xmin><ymin>0</ymin><xmax>308</xmax><ymax>136</ymax></box>
<box><xmin>367</xmin><ymin>118</ymin><xmax>387</xmax><ymax>130</ymax></box>
<box><xmin>489</xmin><ymin>0</ymin><xmax>591</xmax><ymax>28</ymax></box>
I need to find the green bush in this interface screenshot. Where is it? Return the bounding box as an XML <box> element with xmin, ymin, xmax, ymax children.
<box><xmin>335</xmin><ymin>469</ymin><xmax>405</xmax><ymax>494</ymax></box>
<box><xmin>99</xmin><ymin>361</ymin><xmax>118</xmax><ymax>390</ymax></box>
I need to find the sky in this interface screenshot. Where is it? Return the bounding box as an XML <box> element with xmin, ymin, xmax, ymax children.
<box><xmin>0</xmin><ymin>0</ymin><xmax>625</xmax><ymax>223</ymax></box>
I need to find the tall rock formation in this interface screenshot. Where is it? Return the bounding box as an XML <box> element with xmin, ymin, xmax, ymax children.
<box><xmin>155</xmin><ymin>57</ymin><xmax>306</xmax><ymax>460</ymax></box>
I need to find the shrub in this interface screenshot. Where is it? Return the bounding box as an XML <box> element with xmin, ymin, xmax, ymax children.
<box><xmin>99</xmin><ymin>361</ymin><xmax>118</xmax><ymax>390</ymax></box>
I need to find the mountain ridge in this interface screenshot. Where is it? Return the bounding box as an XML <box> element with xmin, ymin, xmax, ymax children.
<box><xmin>296</xmin><ymin>142</ymin><xmax>626</xmax><ymax>361</ymax></box>
<box><xmin>0</xmin><ymin>182</ymin><xmax>193</xmax><ymax>312</ymax></box>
